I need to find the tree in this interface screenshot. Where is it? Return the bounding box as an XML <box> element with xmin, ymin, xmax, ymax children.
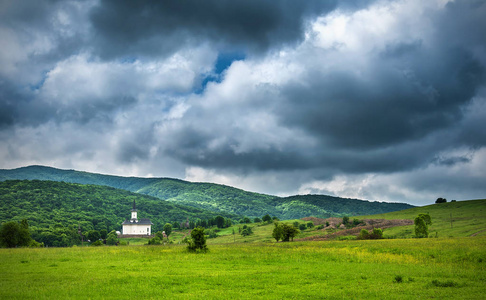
<box><xmin>306</xmin><ymin>222</ymin><xmax>314</xmax><ymax>229</ymax></box>
<box><xmin>87</xmin><ymin>230</ymin><xmax>101</xmax><ymax>242</ymax></box>
<box><xmin>100</xmin><ymin>229</ymin><xmax>108</xmax><ymax>240</ymax></box>
<box><xmin>215</xmin><ymin>216</ymin><xmax>225</xmax><ymax>228</ymax></box>
<box><xmin>186</xmin><ymin>227</ymin><xmax>207</xmax><ymax>252</ymax></box>
<box><xmin>299</xmin><ymin>223</ymin><xmax>307</xmax><ymax>230</ymax></box>
<box><xmin>253</xmin><ymin>217</ymin><xmax>262</xmax><ymax>223</ymax></box>
<box><xmin>272</xmin><ymin>223</ymin><xmax>284</xmax><ymax>242</ymax></box>
<box><xmin>418</xmin><ymin>213</ymin><xmax>432</xmax><ymax>226</ymax></box>
<box><xmin>342</xmin><ymin>216</ymin><xmax>350</xmax><ymax>226</ymax></box>
<box><xmin>435</xmin><ymin>198</ymin><xmax>447</xmax><ymax>204</ymax></box>
<box><xmin>0</xmin><ymin>220</ymin><xmax>32</xmax><ymax>248</ymax></box>
<box><xmin>274</xmin><ymin>223</ymin><xmax>300</xmax><ymax>242</ymax></box>
<box><xmin>414</xmin><ymin>215</ymin><xmax>429</xmax><ymax>238</ymax></box>
<box><xmin>241</xmin><ymin>225</ymin><xmax>253</xmax><ymax>236</ymax></box>
<box><xmin>106</xmin><ymin>230</ymin><xmax>118</xmax><ymax>245</ymax></box>
<box><xmin>163</xmin><ymin>223</ymin><xmax>172</xmax><ymax>238</ymax></box>
<box><xmin>240</xmin><ymin>217</ymin><xmax>251</xmax><ymax>224</ymax></box>
<box><xmin>282</xmin><ymin>223</ymin><xmax>300</xmax><ymax>242</ymax></box>
<box><xmin>262</xmin><ymin>214</ymin><xmax>272</xmax><ymax>223</ymax></box>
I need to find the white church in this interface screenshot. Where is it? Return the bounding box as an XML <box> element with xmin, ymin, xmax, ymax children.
<box><xmin>121</xmin><ymin>200</ymin><xmax>153</xmax><ymax>236</ymax></box>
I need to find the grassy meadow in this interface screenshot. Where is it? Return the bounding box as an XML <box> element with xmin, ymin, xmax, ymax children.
<box><xmin>358</xmin><ymin>199</ymin><xmax>486</xmax><ymax>238</ymax></box>
<box><xmin>1</xmin><ymin>237</ymin><xmax>486</xmax><ymax>299</ymax></box>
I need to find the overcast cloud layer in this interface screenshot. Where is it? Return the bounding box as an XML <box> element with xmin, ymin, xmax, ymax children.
<box><xmin>1</xmin><ymin>0</ymin><xmax>485</xmax><ymax>205</ymax></box>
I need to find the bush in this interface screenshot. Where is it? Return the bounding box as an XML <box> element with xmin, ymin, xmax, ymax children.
<box><xmin>299</xmin><ymin>224</ymin><xmax>307</xmax><ymax>230</ymax></box>
<box><xmin>207</xmin><ymin>230</ymin><xmax>218</xmax><ymax>239</ymax></box>
<box><xmin>262</xmin><ymin>214</ymin><xmax>272</xmax><ymax>223</ymax></box>
<box><xmin>186</xmin><ymin>227</ymin><xmax>207</xmax><ymax>252</ymax></box>
<box><xmin>358</xmin><ymin>229</ymin><xmax>369</xmax><ymax>240</ymax></box>
<box><xmin>106</xmin><ymin>231</ymin><xmax>118</xmax><ymax>245</ymax></box>
<box><xmin>431</xmin><ymin>280</ymin><xmax>457</xmax><ymax>287</ymax></box>
<box><xmin>306</xmin><ymin>222</ymin><xmax>314</xmax><ymax>229</ymax></box>
<box><xmin>358</xmin><ymin>228</ymin><xmax>383</xmax><ymax>240</ymax></box>
<box><xmin>241</xmin><ymin>225</ymin><xmax>253</xmax><ymax>236</ymax></box>
<box><xmin>394</xmin><ymin>275</ymin><xmax>403</xmax><ymax>283</ymax></box>
<box><xmin>317</xmin><ymin>225</ymin><xmax>324</xmax><ymax>230</ymax></box>
<box><xmin>90</xmin><ymin>240</ymin><xmax>103</xmax><ymax>246</ymax></box>
<box><xmin>147</xmin><ymin>236</ymin><xmax>162</xmax><ymax>245</ymax></box>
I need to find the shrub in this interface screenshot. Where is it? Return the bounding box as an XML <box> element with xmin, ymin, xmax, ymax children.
<box><xmin>262</xmin><ymin>214</ymin><xmax>272</xmax><ymax>223</ymax></box>
<box><xmin>370</xmin><ymin>228</ymin><xmax>383</xmax><ymax>239</ymax></box>
<box><xmin>147</xmin><ymin>237</ymin><xmax>162</xmax><ymax>245</ymax></box>
<box><xmin>241</xmin><ymin>225</ymin><xmax>253</xmax><ymax>236</ymax></box>
<box><xmin>186</xmin><ymin>227</ymin><xmax>207</xmax><ymax>252</ymax></box>
<box><xmin>394</xmin><ymin>275</ymin><xmax>403</xmax><ymax>283</ymax></box>
<box><xmin>317</xmin><ymin>225</ymin><xmax>324</xmax><ymax>230</ymax></box>
<box><xmin>431</xmin><ymin>280</ymin><xmax>457</xmax><ymax>287</ymax></box>
<box><xmin>358</xmin><ymin>228</ymin><xmax>383</xmax><ymax>240</ymax></box>
<box><xmin>306</xmin><ymin>222</ymin><xmax>314</xmax><ymax>229</ymax></box>
<box><xmin>358</xmin><ymin>229</ymin><xmax>369</xmax><ymax>240</ymax></box>
<box><xmin>299</xmin><ymin>224</ymin><xmax>307</xmax><ymax>230</ymax></box>
<box><xmin>90</xmin><ymin>240</ymin><xmax>103</xmax><ymax>246</ymax></box>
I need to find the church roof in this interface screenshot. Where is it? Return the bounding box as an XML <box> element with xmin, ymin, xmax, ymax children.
<box><xmin>122</xmin><ymin>218</ymin><xmax>153</xmax><ymax>225</ymax></box>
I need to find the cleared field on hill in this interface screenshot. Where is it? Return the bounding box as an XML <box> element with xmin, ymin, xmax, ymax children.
<box><xmin>358</xmin><ymin>199</ymin><xmax>486</xmax><ymax>238</ymax></box>
<box><xmin>1</xmin><ymin>238</ymin><xmax>485</xmax><ymax>299</ymax></box>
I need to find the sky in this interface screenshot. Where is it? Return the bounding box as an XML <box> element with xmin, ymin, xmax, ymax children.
<box><xmin>1</xmin><ymin>0</ymin><xmax>485</xmax><ymax>206</ymax></box>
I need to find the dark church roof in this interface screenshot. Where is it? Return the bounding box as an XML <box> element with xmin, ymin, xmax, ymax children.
<box><xmin>122</xmin><ymin>218</ymin><xmax>153</xmax><ymax>225</ymax></box>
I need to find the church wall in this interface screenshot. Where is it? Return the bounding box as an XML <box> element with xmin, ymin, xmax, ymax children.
<box><xmin>122</xmin><ymin>224</ymin><xmax>151</xmax><ymax>235</ymax></box>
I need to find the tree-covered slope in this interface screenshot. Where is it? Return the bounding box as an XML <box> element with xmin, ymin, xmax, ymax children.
<box><xmin>270</xmin><ymin>195</ymin><xmax>414</xmax><ymax>219</ymax></box>
<box><xmin>0</xmin><ymin>166</ymin><xmax>415</xmax><ymax>219</ymax></box>
<box><xmin>0</xmin><ymin>180</ymin><xmax>238</xmax><ymax>235</ymax></box>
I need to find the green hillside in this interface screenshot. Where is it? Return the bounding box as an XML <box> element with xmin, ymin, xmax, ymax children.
<box><xmin>0</xmin><ymin>165</ymin><xmax>415</xmax><ymax>219</ymax></box>
<box><xmin>359</xmin><ymin>199</ymin><xmax>486</xmax><ymax>238</ymax></box>
<box><xmin>0</xmin><ymin>180</ymin><xmax>238</xmax><ymax>246</ymax></box>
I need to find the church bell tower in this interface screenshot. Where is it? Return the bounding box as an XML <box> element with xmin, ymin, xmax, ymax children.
<box><xmin>131</xmin><ymin>199</ymin><xmax>138</xmax><ymax>220</ymax></box>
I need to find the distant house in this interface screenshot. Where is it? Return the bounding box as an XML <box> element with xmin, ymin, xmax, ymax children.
<box><xmin>122</xmin><ymin>200</ymin><xmax>153</xmax><ymax>236</ymax></box>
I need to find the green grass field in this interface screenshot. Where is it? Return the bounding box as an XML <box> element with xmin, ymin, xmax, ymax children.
<box><xmin>1</xmin><ymin>237</ymin><xmax>485</xmax><ymax>299</ymax></box>
<box><xmin>359</xmin><ymin>199</ymin><xmax>486</xmax><ymax>238</ymax></box>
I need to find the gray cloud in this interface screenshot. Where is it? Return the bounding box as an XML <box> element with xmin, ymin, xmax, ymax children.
<box><xmin>1</xmin><ymin>0</ymin><xmax>486</xmax><ymax>205</ymax></box>
<box><xmin>88</xmin><ymin>0</ymin><xmax>340</xmax><ymax>59</ymax></box>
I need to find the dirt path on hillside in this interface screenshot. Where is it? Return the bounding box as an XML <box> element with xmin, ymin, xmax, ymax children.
<box><xmin>470</xmin><ymin>229</ymin><xmax>486</xmax><ymax>237</ymax></box>
<box><xmin>297</xmin><ymin>218</ymin><xmax>413</xmax><ymax>241</ymax></box>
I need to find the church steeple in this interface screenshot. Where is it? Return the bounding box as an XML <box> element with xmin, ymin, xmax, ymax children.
<box><xmin>131</xmin><ymin>200</ymin><xmax>138</xmax><ymax>220</ymax></box>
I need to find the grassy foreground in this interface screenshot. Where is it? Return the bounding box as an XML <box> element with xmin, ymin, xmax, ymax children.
<box><xmin>1</xmin><ymin>238</ymin><xmax>485</xmax><ymax>299</ymax></box>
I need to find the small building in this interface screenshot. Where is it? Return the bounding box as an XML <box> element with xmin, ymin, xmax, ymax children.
<box><xmin>122</xmin><ymin>200</ymin><xmax>153</xmax><ymax>236</ymax></box>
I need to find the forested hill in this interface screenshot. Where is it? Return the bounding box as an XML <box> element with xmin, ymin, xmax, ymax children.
<box><xmin>0</xmin><ymin>180</ymin><xmax>238</xmax><ymax>243</ymax></box>
<box><xmin>0</xmin><ymin>166</ymin><xmax>414</xmax><ymax>219</ymax></box>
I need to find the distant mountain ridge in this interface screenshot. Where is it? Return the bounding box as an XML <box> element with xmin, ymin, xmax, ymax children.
<box><xmin>0</xmin><ymin>165</ymin><xmax>414</xmax><ymax>219</ymax></box>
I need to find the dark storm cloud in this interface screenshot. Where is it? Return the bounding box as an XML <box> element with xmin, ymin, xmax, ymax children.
<box><xmin>89</xmin><ymin>0</ymin><xmax>339</xmax><ymax>59</ymax></box>
<box><xmin>157</xmin><ymin>0</ymin><xmax>486</xmax><ymax>177</ymax></box>
<box><xmin>280</xmin><ymin>47</ymin><xmax>484</xmax><ymax>150</ymax></box>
